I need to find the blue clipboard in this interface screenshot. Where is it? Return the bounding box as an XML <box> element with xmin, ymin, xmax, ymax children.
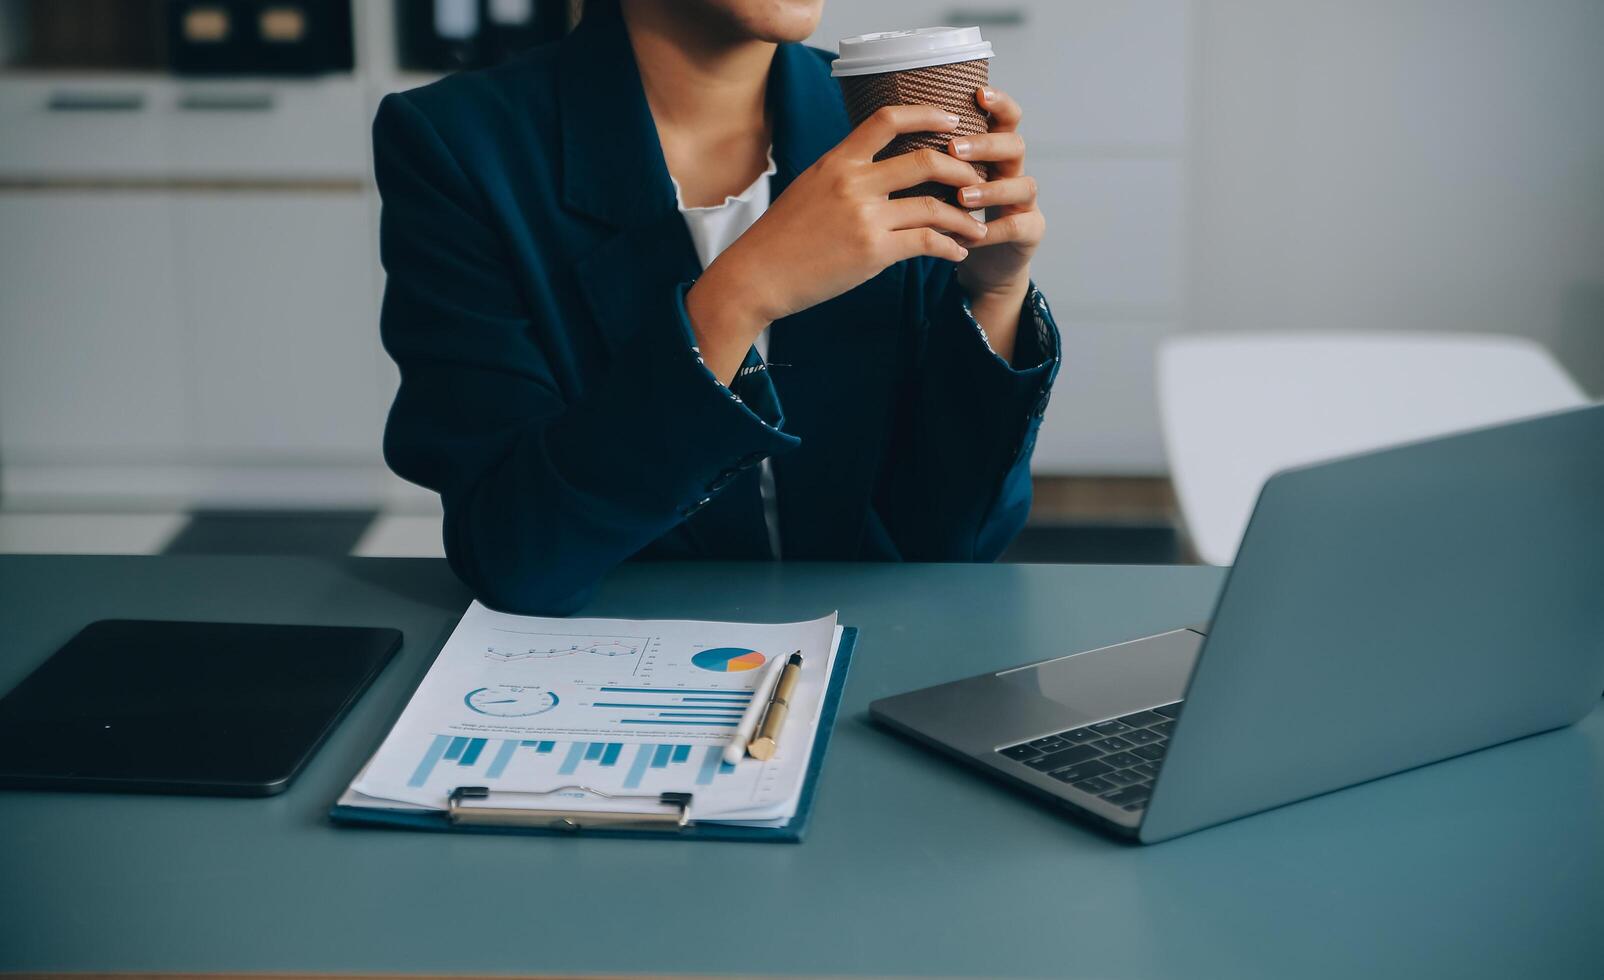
<box><xmin>329</xmin><ymin>627</ymin><xmax>856</xmax><ymax>843</ymax></box>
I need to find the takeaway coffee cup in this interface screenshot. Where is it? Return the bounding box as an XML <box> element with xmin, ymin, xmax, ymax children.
<box><xmin>832</xmin><ymin>27</ymin><xmax>995</xmax><ymax>204</ymax></box>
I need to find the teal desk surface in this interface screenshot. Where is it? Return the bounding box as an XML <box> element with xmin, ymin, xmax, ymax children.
<box><xmin>1</xmin><ymin>555</ymin><xmax>1601</xmax><ymax>979</ymax></box>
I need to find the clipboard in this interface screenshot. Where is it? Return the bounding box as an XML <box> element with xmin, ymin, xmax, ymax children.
<box><xmin>329</xmin><ymin>627</ymin><xmax>856</xmax><ymax>842</ymax></box>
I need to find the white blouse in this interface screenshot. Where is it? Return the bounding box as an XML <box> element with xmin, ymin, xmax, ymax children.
<box><xmin>670</xmin><ymin>151</ymin><xmax>783</xmax><ymax>558</ymax></box>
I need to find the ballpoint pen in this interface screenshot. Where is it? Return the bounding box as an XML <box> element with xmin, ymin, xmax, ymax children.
<box><xmin>723</xmin><ymin>651</ymin><xmax>792</xmax><ymax>765</ymax></box>
<box><xmin>748</xmin><ymin>652</ymin><xmax>803</xmax><ymax>761</ymax></box>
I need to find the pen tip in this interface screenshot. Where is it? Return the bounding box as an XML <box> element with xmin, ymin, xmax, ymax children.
<box><xmin>788</xmin><ymin>653</ymin><xmax>803</xmax><ymax>665</ymax></box>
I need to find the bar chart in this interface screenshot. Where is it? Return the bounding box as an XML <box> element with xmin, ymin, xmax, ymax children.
<box><xmin>581</xmin><ymin>684</ymin><xmax>754</xmax><ymax>728</ymax></box>
<box><xmin>407</xmin><ymin>734</ymin><xmax>737</xmax><ymax>790</ymax></box>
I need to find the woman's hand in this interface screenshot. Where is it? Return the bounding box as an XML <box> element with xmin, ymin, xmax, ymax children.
<box><xmin>686</xmin><ymin>105</ymin><xmax>991</xmax><ymax>384</ymax></box>
<box><xmin>950</xmin><ymin>87</ymin><xmax>1045</xmax><ymax>358</ymax></box>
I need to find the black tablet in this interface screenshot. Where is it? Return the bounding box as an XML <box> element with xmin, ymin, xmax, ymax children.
<box><xmin>0</xmin><ymin>619</ymin><xmax>401</xmax><ymax>796</ymax></box>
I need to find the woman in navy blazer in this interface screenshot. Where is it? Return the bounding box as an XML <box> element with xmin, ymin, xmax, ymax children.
<box><xmin>374</xmin><ymin>0</ymin><xmax>1060</xmax><ymax>614</ymax></box>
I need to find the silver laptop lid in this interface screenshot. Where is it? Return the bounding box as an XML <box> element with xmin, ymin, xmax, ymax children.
<box><xmin>1142</xmin><ymin>403</ymin><xmax>1604</xmax><ymax>843</ymax></box>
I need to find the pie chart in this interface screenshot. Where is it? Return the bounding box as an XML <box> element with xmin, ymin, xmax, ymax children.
<box><xmin>691</xmin><ymin>647</ymin><xmax>767</xmax><ymax>672</ymax></box>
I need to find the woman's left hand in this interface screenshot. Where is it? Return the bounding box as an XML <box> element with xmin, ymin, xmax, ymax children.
<box><xmin>949</xmin><ymin>86</ymin><xmax>1044</xmax><ymax>303</ymax></box>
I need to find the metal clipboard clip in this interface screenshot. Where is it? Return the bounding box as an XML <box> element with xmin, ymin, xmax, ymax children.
<box><xmin>447</xmin><ymin>785</ymin><xmax>694</xmax><ymax>831</ymax></box>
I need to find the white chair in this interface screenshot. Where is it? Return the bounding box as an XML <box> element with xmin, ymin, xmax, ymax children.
<box><xmin>1157</xmin><ymin>332</ymin><xmax>1590</xmax><ymax>566</ymax></box>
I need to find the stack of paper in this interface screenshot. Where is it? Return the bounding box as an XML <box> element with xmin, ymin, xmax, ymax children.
<box><xmin>337</xmin><ymin>604</ymin><xmax>842</xmax><ymax>827</ymax></box>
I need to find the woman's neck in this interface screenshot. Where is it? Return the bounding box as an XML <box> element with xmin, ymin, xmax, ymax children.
<box><xmin>620</xmin><ymin>0</ymin><xmax>776</xmax><ymax>207</ymax></box>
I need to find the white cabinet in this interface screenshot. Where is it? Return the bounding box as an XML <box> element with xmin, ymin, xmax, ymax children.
<box><xmin>165</xmin><ymin>80</ymin><xmax>369</xmax><ymax>179</ymax></box>
<box><xmin>176</xmin><ymin>193</ymin><xmax>384</xmax><ymax>460</ymax></box>
<box><xmin>0</xmin><ymin>75</ymin><xmax>370</xmax><ymax>179</ymax></box>
<box><xmin>0</xmin><ymin>189</ymin><xmax>386</xmax><ymax>500</ymax></box>
<box><xmin>0</xmin><ymin>194</ymin><xmax>190</xmax><ymax>458</ymax></box>
<box><xmin>0</xmin><ymin>71</ymin><xmax>386</xmax><ymax>503</ymax></box>
<box><xmin>0</xmin><ymin>78</ymin><xmax>170</xmax><ymax>176</ymax></box>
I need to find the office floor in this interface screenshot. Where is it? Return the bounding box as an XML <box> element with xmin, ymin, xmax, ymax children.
<box><xmin>0</xmin><ymin>477</ymin><xmax>1193</xmax><ymax>564</ymax></box>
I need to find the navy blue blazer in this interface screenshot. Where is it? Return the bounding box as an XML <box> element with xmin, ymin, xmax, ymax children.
<box><xmin>374</xmin><ymin>2</ymin><xmax>1062</xmax><ymax>615</ymax></box>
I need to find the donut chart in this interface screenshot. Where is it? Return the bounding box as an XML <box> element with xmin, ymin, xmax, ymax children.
<box><xmin>690</xmin><ymin>647</ymin><xmax>767</xmax><ymax>673</ymax></box>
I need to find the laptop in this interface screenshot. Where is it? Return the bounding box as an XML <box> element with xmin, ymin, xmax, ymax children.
<box><xmin>871</xmin><ymin>403</ymin><xmax>1604</xmax><ymax>843</ymax></box>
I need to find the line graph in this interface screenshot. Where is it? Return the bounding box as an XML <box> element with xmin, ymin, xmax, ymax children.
<box><xmin>484</xmin><ymin>632</ymin><xmax>646</xmax><ymax>664</ymax></box>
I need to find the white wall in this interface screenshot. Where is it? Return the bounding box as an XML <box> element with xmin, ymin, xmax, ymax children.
<box><xmin>1189</xmin><ymin>0</ymin><xmax>1604</xmax><ymax>396</ymax></box>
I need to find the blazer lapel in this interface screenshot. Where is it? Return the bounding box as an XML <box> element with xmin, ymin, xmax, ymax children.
<box><xmin>558</xmin><ymin>13</ymin><xmax>903</xmax><ymax>559</ymax></box>
<box><xmin>558</xmin><ymin>0</ymin><xmax>675</xmax><ymax>230</ymax></box>
<box><xmin>559</xmin><ymin>3</ymin><xmax>774</xmax><ymax>558</ymax></box>
<box><xmin>559</xmin><ymin>1</ymin><xmax>699</xmax><ymax>357</ymax></box>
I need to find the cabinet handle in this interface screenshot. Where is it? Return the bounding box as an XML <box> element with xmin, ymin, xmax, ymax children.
<box><xmin>46</xmin><ymin>91</ymin><xmax>145</xmax><ymax>112</ymax></box>
<box><xmin>178</xmin><ymin>92</ymin><xmax>277</xmax><ymax>112</ymax></box>
<box><xmin>946</xmin><ymin>8</ymin><xmax>1028</xmax><ymax>27</ymax></box>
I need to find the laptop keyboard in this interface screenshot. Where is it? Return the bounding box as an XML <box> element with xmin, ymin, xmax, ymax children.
<box><xmin>996</xmin><ymin>702</ymin><xmax>1182</xmax><ymax>813</ymax></box>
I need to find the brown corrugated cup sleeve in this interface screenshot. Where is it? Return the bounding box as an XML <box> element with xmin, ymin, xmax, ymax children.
<box><xmin>838</xmin><ymin>58</ymin><xmax>991</xmax><ymax>205</ymax></box>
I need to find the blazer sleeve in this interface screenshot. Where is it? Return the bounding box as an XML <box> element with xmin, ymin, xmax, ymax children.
<box><xmin>871</xmin><ymin>259</ymin><xmax>1062</xmax><ymax>561</ymax></box>
<box><xmin>374</xmin><ymin>94</ymin><xmax>798</xmax><ymax>615</ymax></box>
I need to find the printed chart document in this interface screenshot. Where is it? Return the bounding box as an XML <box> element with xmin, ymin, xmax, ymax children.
<box><xmin>340</xmin><ymin>603</ymin><xmax>842</xmax><ymax>826</ymax></box>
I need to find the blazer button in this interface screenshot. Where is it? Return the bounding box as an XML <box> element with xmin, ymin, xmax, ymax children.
<box><xmin>705</xmin><ymin>467</ymin><xmax>740</xmax><ymax>494</ymax></box>
<box><xmin>680</xmin><ymin>495</ymin><xmax>714</xmax><ymax>518</ymax></box>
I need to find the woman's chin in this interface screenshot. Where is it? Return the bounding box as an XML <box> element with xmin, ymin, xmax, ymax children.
<box><xmin>718</xmin><ymin>0</ymin><xmax>825</xmax><ymax>44</ymax></box>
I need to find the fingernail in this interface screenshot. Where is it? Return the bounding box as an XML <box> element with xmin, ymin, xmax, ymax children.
<box><xmin>957</xmin><ymin>246</ymin><xmax>970</xmax><ymax>260</ymax></box>
<box><xmin>951</xmin><ymin>139</ymin><xmax>972</xmax><ymax>158</ymax></box>
<box><xmin>945</xmin><ymin>113</ymin><xmax>961</xmax><ymax>128</ymax></box>
<box><xmin>959</xmin><ymin>186</ymin><xmax>981</xmax><ymax>206</ymax></box>
<box><xmin>982</xmin><ymin>87</ymin><xmax>998</xmax><ymax>102</ymax></box>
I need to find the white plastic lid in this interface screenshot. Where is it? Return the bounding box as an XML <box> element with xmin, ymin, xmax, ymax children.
<box><xmin>831</xmin><ymin>27</ymin><xmax>993</xmax><ymax>77</ymax></box>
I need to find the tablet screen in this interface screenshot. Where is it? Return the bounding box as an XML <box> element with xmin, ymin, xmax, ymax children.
<box><xmin>0</xmin><ymin>619</ymin><xmax>401</xmax><ymax>796</ymax></box>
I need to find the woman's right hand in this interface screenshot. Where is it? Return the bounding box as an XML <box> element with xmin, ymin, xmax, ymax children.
<box><xmin>685</xmin><ymin>105</ymin><xmax>991</xmax><ymax>384</ymax></box>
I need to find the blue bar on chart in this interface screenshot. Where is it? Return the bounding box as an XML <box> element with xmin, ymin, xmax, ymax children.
<box><xmin>583</xmin><ymin>742</ymin><xmax>605</xmax><ymax>761</ymax></box>
<box><xmin>671</xmin><ymin>744</ymin><xmax>692</xmax><ymax>763</ymax></box>
<box><xmin>558</xmin><ymin>741</ymin><xmax>587</xmax><ymax>775</ymax></box>
<box><xmin>459</xmin><ymin>738</ymin><xmax>488</xmax><ymax>766</ymax></box>
<box><xmin>621</xmin><ymin>719</ymin><xmax>739</xmax><ymax>727</ymax></box>
<box><xmin>443</xmin><ymin>735</ymin><xmax>469</xmax><ymax>761</ymax></box>
<box><xmin>485</xmin><ymin>739</ymin><xmax>519</xmax><ymax>778</ymax></box>
<box><xmin>623</xmin><ymin>743</ymin><xmax>655</xmax><ymax>789</ymax></box>
<box><xmin>650</xmin><ymin>744</ymin><xmax>673</xmax><ymax>768</ymax></box>
<box><xmin>600</xmin><ymin>687</ymin><xmax>753</xmax><ymax>696</ymax></box>
<box><xmin>600</xmin><ymin>743</ymin><xmax>623</xmax><ymax>766</ymax></box>
<box><xmin>695</xmin><ymin>745</ymin><xmax>722</xmax><ymax>786</ymax></box>
<box><xmin>409</xmin><ymin>734</ymin><xmax>452</xmax><ymax>787</ymax></box>
<box><xmin>658</xmin><ymin>711</ymin><xmax>744</xmax><ymax>718</ymax></box>
<box><xmin>592</xmin><ymin>702</ymin><xmax>746</xmax><ymax>710</ymax></box>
